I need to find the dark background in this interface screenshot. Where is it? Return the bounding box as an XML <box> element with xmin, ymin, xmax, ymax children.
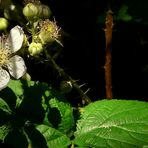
<box><xmin>18</xmin><ymin>0</ymin><xmax>148</xmax><ymax>101</ymax></box>
<box><xmin>43</xmin><ymin>0</ymin><xmax>148</xmax><ymax>101</ymax></box>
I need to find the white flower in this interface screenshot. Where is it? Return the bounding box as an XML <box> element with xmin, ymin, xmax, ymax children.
<box><xmin>0</xmin><ymin>25</ymin><xmax>27</xmax><ymax>90</ymax></box>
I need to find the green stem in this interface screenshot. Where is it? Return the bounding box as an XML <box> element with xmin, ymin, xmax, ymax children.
<box><xmin>44</xmin><ymin>50</ymin><xmax>91</xmax><ymax>105</ymax></box>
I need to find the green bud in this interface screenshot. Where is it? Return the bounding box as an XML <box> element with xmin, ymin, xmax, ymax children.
<box><xmin>37</xmin><ymin>4</ymin><xmax>52</xmax><ymax>19</ymax></box>
<box><xmin>0</xmin><ymin>18</ymin><xmax>8</xmax><ymax>30</ymax></box>
<box><xmin>22</xmin><ymin>73</ymin><xmax>31</xmax><ymax>81</ymax></box>
<box><xmin>28</xmin><ymin>42</ymin><xmax>43</xmax><ymax>56</ymax></box>
<box><xmin>60</xmin><ymin>81</ymin><xmax>73</xmax><ymax>93</ymax></box>
<box><xmin>23</xmin><ymin>3</ymin><xmax>38</xmax><ymax>21</ymax></box>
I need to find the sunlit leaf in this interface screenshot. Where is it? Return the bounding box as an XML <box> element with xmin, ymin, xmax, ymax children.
<box><xmin>74</xmin><ymin>100</ymin><xmax>148</xmax><ymax>148</ymax></box>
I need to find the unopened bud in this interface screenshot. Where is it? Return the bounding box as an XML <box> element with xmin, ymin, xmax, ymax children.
<box><xmin>60</xmin><ymin>81</ymin><xmax>73</xmax><ymax>93</ymax></box>
<box><xmin>22</xmin><ymin>73</ymin><xmax>31</xmax><ymax>81</ymax></box>
<box><xmin>23</xmin><ymin>3</ymin><xmax>38</xmax><ymax>21</ymax></box>
<box><xmin>28</xmin><ymin>42</ymin><xmax>43</xmax><ymax>56</ymax></box>
<box><xmin>0</xmin><ymin>18</ymin><xmax>8</xmax><ymax>30</ymax></box>
<box><xmin>37</xmin><ymin>4</ymin><xmax>52</xmax><ymax>19</ymax></box>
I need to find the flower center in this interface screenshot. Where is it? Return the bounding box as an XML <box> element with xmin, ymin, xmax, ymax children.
<box><xmin>40</xmin><ymin>19</ymin><xmax>60</xmax><ymax>39</ymax></box>
<box><xmin>0</xmin><ymin>36</ymin><xmax>10</xmax><ymax>66</ymax></box>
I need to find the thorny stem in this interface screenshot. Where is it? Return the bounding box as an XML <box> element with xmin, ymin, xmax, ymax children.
<box><xmin>44</xmin><ymin>50</ymin><xmax>91</xmax><ymax>105</ymax></box>
<box><xmin>104</xmin><ymin>9</ymin><xmax>113</xmax><ymax>99</ymax></box>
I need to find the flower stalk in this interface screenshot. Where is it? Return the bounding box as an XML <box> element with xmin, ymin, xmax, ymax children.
<box><xmin>44</xmin><ymin>50</ymin><xmax>91</xmax><ymax>105</ymax></box>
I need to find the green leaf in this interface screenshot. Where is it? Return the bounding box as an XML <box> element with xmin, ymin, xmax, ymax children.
<box><xmin>0</xmin><ymin>87</ymin><xmax>17</xmax><ymax>111</ymax></box>
<box><xmin>24</xmin><ymin>126</ymin><xmax>48</xmax><ymax>148</ymax></box>
<box><xmin>8</xmin><ymin>80</ymin><xmax>24</xmax><ymax>97</ymax></box>
<box><xmin>36</xmin><ymin>124</ymin><xmax>71</xmax><ymax>148</ymax></box>
<box><xmin>74</xmin><ymin>100</ymin><xmax>148</xmax><ymax>148</ymax></box>
<box><xmin>6</xmin><ymin>80</ymin><xmax>50</xmax><ymax>123</ymax></box>
<box><xmin>49</xmin><ymin>98</ymin><xmax>75</xmax><ymax>135</ymax></box>
<box><xmin>0</xmin><ymin>124</ymin><xmax>11</xmax><ymax>140</ymax></box>
<box><xmin>0</xmin><ymin>98</ymin><xmax>11</xmax><ymax>113</ymax></box>
<box><xmin>116</xmin><ymin>5</ymin><xmax>132</xmax><ymax>22</ymax></box>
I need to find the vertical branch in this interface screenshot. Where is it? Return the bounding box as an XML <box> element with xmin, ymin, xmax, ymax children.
<box><xmin>104</xmin><ymin>9</ymin><xmax>114</xmax><ymax>99</ymax></box>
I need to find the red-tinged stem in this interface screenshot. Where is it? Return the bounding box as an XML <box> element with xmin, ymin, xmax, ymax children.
<box><xmin>104</xmin><ymin>9</ymin><xmax>113</xmax><ymax>99</ymax></box>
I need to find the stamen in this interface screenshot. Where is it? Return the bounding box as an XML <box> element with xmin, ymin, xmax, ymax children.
<box><xmin>0</xmin><ymin>36</ymin><xmax>11</xmax><ymax>66</ymax></box>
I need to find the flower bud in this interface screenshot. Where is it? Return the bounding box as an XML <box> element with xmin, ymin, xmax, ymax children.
<box><xmin>28</xmin><ymin>42</ymin><xmax>43</xmax><ymax>56</ymax></box>
<box><xmin>60</xmin><ymin>81</ymin><xmax>73</xmax><ymax>93</ymax></box>
<box><xmin>0</xmin><ymin>18</ymin><xmax>8</xmax><ymax>30</ymax></box>
<box><xmin>37</xmin><ymin>4</ymin><xmax>52</xmax><ymax>19</ymax></box>
<box><xmin>22</xmin><ymin>72</ymin><xmax>31</xmax><ymax>81</ymax></box>
<box><xmin>23</xmin><ymin>3</ymin><xmax>38</xmax><ymax>21</ymax></box>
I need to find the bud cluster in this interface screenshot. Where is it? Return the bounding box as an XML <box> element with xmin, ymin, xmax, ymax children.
<box><xmin>23</xmin><ymin>2</ymin><xmax>52</xmax><ymax>21</ymax></box>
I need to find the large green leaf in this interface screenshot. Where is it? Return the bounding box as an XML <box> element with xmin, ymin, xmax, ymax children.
<box><xmin>36</xmin><ymin>124</ymin><xmax>71</xmax><ymax>148</ymax></box>
<box><xmin>74</xmin><ymin>100</ymin><xmax>148</xmax><ymax>148</ymax></box>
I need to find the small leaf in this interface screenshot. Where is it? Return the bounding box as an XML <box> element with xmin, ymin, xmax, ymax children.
<box><xmin>74</xmin><ymin>100</ymin><xmax>148</xmax><ymax>148</ymax></box>
<box><xmin>36</xmin><ymin>124</ymin><xmax>71</xmax><ymax>148</ymax></box>
<box><xmin>7</xmin><ymin>80</ymin><xmax>24</xmax><ymax>108</ymax></box>
<box><xmin>0</xmin><ymin>87</ymin><xmax>17</xmax><ymax>111</ymax></box>
<box><xmin>116</xmin><ymin>5</ymin><xmax>132</xmax><ymax>22</ymax></box>
<box><xmin>0</xmin><ymin>98</ymin><xmax>11</xmax><ymax>113</ymax></box>
<box><xmin>49</xmin><ymin>98</ymin><xmax>75</xmax><ymax>135</ymax></box>
<box><xmin>8</xmin><ymin>80</ymin><xmax>24</xmax><ymax>97</ymax></box>
<box><xmin>0</xmin><ymin>124</ymin><xmax>11</xmax><ymax>140</ymax></box>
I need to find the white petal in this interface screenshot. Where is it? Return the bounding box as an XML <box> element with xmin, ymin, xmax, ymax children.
<box><xmin>7</xmin><ymin>26</ymin><xmax>24</xmax><ymax>53</ymax></box>
<box><xmin>7</xmin><ymin>55</ymin><xmax>27</xmax><ymax>79</ymax></box>
<box><xmin>0</xmin><ymin>68</ymin><xmax>10</xmax><ymax>91</ymax></box>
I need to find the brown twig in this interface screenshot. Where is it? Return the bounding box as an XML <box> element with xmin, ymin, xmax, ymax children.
<box><xmin>104</xmin><ymin>9</ymin><xmax>114</xmax><ymax>99</ymax></box>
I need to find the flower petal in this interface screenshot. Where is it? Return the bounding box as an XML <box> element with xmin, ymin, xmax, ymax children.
<box><xmin>0</xmin><ymin>68</ymin><xmax>10</xmax><ymax>91</ymax></box>
<box><xmin>7</xmin><ymin>55</ymin><xmax>27</xmax><ymax>79</ymax></box>
<box><xmin>7</xmin><ymin>26</ymin><xmax>24</xmax><ymax>53</ymax></box>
